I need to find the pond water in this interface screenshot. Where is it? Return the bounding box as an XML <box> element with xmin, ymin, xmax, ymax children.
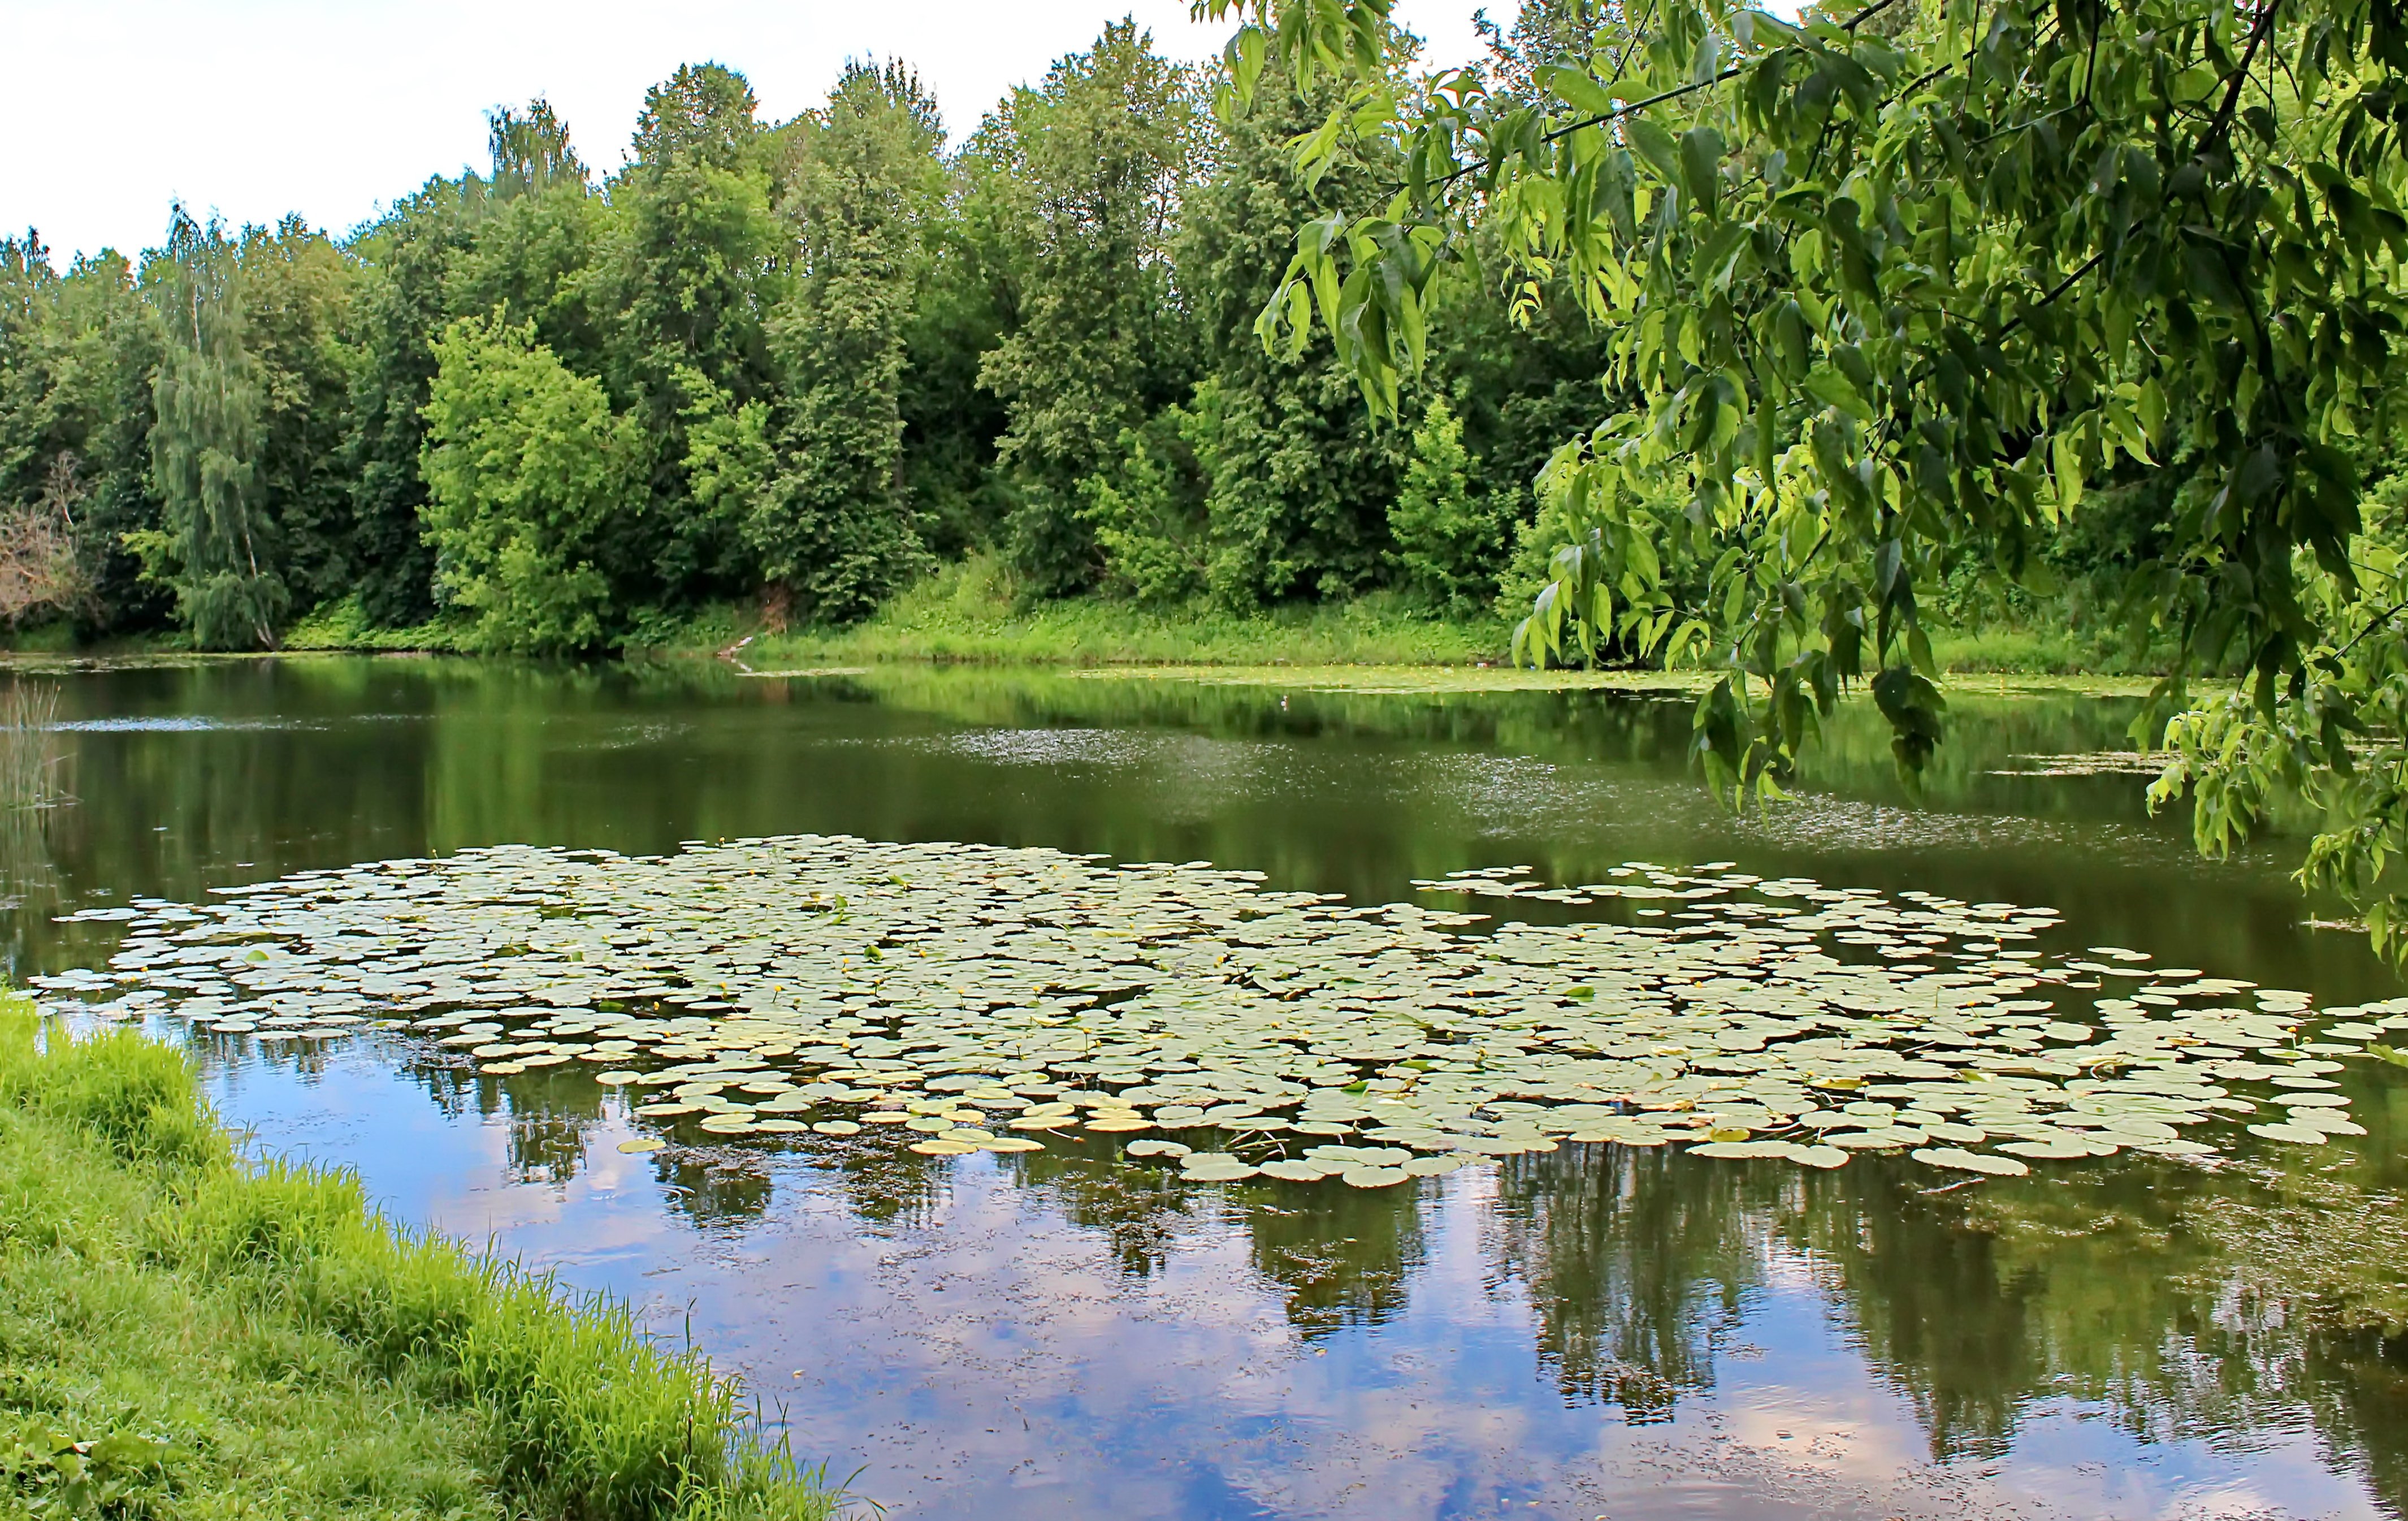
<box><xmin>5</xmin><ymin>656</ymin><xmax>2406</xmax><ymax>1521</ymax></box>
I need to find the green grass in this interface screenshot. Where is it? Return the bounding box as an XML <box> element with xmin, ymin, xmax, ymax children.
<box><xmin>1923</xmin><ymin>623</ymin><xmax>2171</xmax><ymax>677</ymax></box>
<box><xmin>0</xmin><ymin>996</ymin><xmax>849</xmax><ymax>1521</ymax></box>
<box><xmin>660</xmin><ymin>556</ymin><xmax>1515</xmax><ymax>669</ymax></box>
<box><xmin>14</xmin><ymin>556</ymin><xmax>2177</xmax><ymax>680</ymax></box>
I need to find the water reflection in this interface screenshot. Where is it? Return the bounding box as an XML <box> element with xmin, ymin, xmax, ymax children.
<box><xmin>14</xmin><ymin>656</ymin><xmax>2408</xmax><ymax>1519</ymax></box>
<box><xmin>187</xmin><ymin>1031</ymin><xmax>2408</xmax><ymax>1519</ymax></box>
<box><xmin>1493</xmin><ymin>1147</ymin><xmax>1765</xmax><ymax>1416</ymax></box>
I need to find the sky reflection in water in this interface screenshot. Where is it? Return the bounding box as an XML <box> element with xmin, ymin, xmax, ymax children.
<box><xmin>8</xmin><ymin>658</ymin><xmax>2407</xmax><ymax>1520</ymax></box>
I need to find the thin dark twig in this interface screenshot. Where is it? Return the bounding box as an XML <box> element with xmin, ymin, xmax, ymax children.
<box><xmin>1994</xmin><ymin>248</ymin><xmax>2108</xmax><ymax>340</ymax></box>
<box><xmin>1599</xmin><ymin>0</ymin><xmax>1664</xmax><ymax>95</ymax></box>
<box><xmin>1427</xmin><ymin>0</ymin><xmax>1913</xmax><ymax>193</ymax></box>
<box><xmin>2201</xmin><ymin>0</ymin><xmax>2284</xmax><ymax>157</ymax></box>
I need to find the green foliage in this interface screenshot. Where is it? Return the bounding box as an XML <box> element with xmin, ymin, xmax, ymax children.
<box><xmin>747</xmin><ymin>63</ymin><xmax>941</xmax><ymax>621</ymax></box>
<box><xmin>419</xmin><ymin>312</ymin><xmax>643</xmax><ymax>654</ymax></box>
<box><xmin>344</xmin><ymin>190</ymin><xmax>472</xmax><ymax>628</ymax></box>
<box><xmin>729</xmin><ymin>550</ymin><xmax>1509</xmax><ymax>665</ymax></box>
<box><xmin>1078</xmin><ymin>391</ymin><xmax>1219</xmax><ymax>604</ymax></box>
<box><xmin>899</xmin><ymin>150</ymin><xmax>1021</xmax><ymax>556</ymax></box>
<box><xmin>608</xmin><ymin>64</ymin><xmax>782</xmax><ymax>599</ymax></box>
<box><xmin>0</xmin><ymin>45</ymin><xmax>1635</xmax><ymax>658</ymax></box>
<box><xmin>135</xmin><ymin>208</ymin><xmax>288</xmax><ymax>650</ymax></box>
<box><xmin>235</xmin><ymin>216</ymin><xmax>360</xmax><ymax>611</ymax></box>
<box><xmin>1180</xmin><ymin>59</ymin><xmax>1407</xmax><ymax>605</ymax></box>
<box><xmin>1388</xmin><ymin>396</ymin><xmax>1505</xmax><ymax>610</ymax></box>
<box><xmin>1206</xmin><ymin>0</ymin><xmax>2408</xmax><ymax>941</ymax></box>
<box><xmin>978</xmin><ymin>21</ymin><xmax>1205</xmax><ymax>595</ymax></box>
<box><xmin>0</xmin><ymin>236</ymin><xmax>166</xmax><ymax>636</ymax></box>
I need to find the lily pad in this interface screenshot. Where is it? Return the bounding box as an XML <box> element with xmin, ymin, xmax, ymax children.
<box><xmin>51</xmin><ymin>832</ymin><xmax>2377</xmax><ymax>1186</ymax></box>
<box><xmin>1911</xmin><ymin>1147</ymin><xmax>2030</xmax><ymax>1177</ymax></box>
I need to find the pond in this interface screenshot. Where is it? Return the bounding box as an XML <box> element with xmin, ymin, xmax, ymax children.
<box><xmin>5</xmin><ymin>655</ymin><xmax>2406</xmax><ymax>1521</ymax></box>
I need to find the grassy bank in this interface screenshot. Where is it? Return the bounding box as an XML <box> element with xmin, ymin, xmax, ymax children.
<box><xmin>667</xmin><ymin>558</ymin><xmax>1519</xmax><ymax>669</ymax></box>
<box><xmin>41</xmin><ymin>554</ymin><xmax>2167</xmax><ymax>679</ymax></box>
<box><xmin>0</xmin><ymin>996</ymin><xmax>846</xmax><ymax>1520</ymax></box>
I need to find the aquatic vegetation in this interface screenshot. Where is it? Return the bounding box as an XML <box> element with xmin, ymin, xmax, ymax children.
<box><xmin>1987</xmin><ymin>750</ymin><xmax>2169</xmax><ymax>779</ymax></box>
<box><xmin>0</xmin><ymin>680</ymin><xmax>65</xmax><ymax>810</ymax></box>
<box><xmin>34</xmin><ymin>837</ymin><xmax>2407</xmax><ymax>1183</ymax></box>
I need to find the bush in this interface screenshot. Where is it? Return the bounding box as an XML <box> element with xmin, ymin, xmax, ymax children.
<box><xmin>1388</xmin><ymin>397</ymin><xmax>1506</xmax><ymax>613</ymax></box>
<box><xmin>419</xmin><ymin>312</ymin><xmax>646</xmax><ymax>655</ymax></box>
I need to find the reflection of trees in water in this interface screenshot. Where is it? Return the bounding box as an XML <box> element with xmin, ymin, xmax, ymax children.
<box><xmin>2297</xmin><ymin>1328</ymin><xmax>2408</xmax><ymax>1511</ymax></box>
<box><xmin>505</xmin><ymin>1108</ymin><xmax>592</xmax><ymax>1186</ymax></box>
<box><xmin>1782</xmin><ymin>1161</ymin><xmax>2052</xmax><ymax>1459</ymax></box>
<box><xmin>486</xmin><ymin>1071</ymin><xmax>609</xmax><ymax>1187</ymax></box>
<box><xmin>1472</xmin><ymin>1141</ymin><xmax>2408</xmax><ymax>1511</ymax></box>
<box><xmin>1781</xmin><ymin>1155</ymin><xmax>2408</xmax><ymax>1508</ymax></box>
<box><xmin>1489</xmin><ymin>1147</ymin><xmax>1776</xmax><ymax>1416</ymax></box>
<box><xmin>661</xmin><ymin>1148</ymin><xmax>778</xmax><ymax>1228</ymax></box>
<box><xmin>816</xmin><ymin>1142</ymin><xmax>945</xmax><ymax>1230</ymax></box>
<box><xmin>0</xmin><ymin>679</ymin><xmax>70</xmax><ymax>948</ymax></box>
<box><xmin>1244</xmin><ymin>1180</ymin><xmax>1428</xmax><ymax>1336</ymax></box>
<box><xmin>399</xmin><ymin>1058</ymin><xmax>483</xmax><ymax>1121</ymax></box>
<box><xmin>1010</xmin><ymin>1151</ymin><xmax>1201</xmax><ymax>1277</ymax></box>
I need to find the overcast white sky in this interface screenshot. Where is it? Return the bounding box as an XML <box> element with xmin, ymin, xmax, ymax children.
<box><xmin>3</xmin><ymin>0</ymin><xmax>1493</xmax><ymax>264</ymax></box>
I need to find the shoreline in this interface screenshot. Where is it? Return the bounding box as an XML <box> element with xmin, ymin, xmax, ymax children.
<box><xmin>0</xmin><ymin>996</ymin><xmax>848</xmax><ymax>1521</ymax></box>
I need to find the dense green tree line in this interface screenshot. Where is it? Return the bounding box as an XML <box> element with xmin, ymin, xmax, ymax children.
<box><xmin>0</xmin><ymin>19</ymin><xmax>1620</xmax><ymax>655</ymax></box>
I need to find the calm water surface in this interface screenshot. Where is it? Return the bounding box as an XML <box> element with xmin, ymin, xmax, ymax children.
<box><xmin>5</xmin><ymin>656</ymin><xmax>2406</xmax><ymax>1521</ymax></box>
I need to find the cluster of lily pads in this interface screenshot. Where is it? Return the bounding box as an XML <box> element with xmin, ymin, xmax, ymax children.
<box><xmin>33</xmin><ymin>834</ymin><xmax>2408</xmax><ymax>1186</ymax></box>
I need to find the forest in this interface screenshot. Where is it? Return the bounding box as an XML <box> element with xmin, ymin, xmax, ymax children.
<box><xmin>0</xmin><ymin>14</ymin><xmax>1649</xmax><ymax>656</ymax></box>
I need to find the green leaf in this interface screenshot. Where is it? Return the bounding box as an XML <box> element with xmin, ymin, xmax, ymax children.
<box><xmin>1626</xmin><ymin>116</ymin><xmax>1681</xmax><ymax>188</ymax></box>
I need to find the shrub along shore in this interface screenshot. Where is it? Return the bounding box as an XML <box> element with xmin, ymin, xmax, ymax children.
<box><xmin>0</xmin><ymin>996</ymin><xmax>844</xmax><ymax>1520</ymax></box>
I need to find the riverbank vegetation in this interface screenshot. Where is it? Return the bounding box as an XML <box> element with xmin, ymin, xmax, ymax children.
<box><xmin>1</xmin><ymin>5</ymin><xmax>2182</xmax><ymax>680</ymax></box>
<box><xmin>13</xmin><ymin>0</ymin><xmax>2408</xmax><ymax>929</ymax></box>
<box><xmin>0</xmin><ymin>994</ymin><xmax>844</xmax><ymax>1520</ymax></box>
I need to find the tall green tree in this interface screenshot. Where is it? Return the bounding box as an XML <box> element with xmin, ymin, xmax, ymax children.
<box><xmin>419</xmin><ymin>312</ymin><xmax>643</xmax><ymax>654</ymax></box>
<box><xmin>746</xmin><ymin>62</ymin><xmax>944</xmax><ymax>621</ymax></box>
<box><xmin>898</xmin><ymin>144</ymin><xmax>1024</xmax><ymax>557</ymax></box>
<box><xmin>133</xmin><ymin>208</ymin><xmax>285</xmax><ymax>650</ymax></box>
<box><xmin>1179</xmin><ymin>58</ymin><xmax>1406</xmax><ymax>605</ymax></box>
<box><xmin>1387</xmin><ymin>395</ymin><xmax>1506</xmax><ymax>611</ymax></box>
<box><xmin>605</xmin><ymin>63</ymin><xmax>782</xmax><ymax>600</ymax></box>
<box><xmin>345</xmin><ymin>183</ymin><xmax>475</xmax><ymax>627</ymax></box>
<box><xmin>237</xmin><ymin>215</ymin><xmax>357</xmax><ymax>612</ymax></box>
<box><xmin>978</xmin><ymin>21</ymin><xmax>1205</xmax><ymax>595</ymax></box>
<box><xmin>0</xmin><ymin>235</ymin><xmax>164</xmax><ymax>633</ymax></box>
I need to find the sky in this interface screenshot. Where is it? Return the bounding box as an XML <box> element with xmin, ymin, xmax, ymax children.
<box><xmin>2</xmin><ymin>0</ymin><xmax>1493</xmax><ymax>265</ymax></box>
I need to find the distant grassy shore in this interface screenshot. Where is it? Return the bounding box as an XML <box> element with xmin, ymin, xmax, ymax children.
<box><xmin>0</xmin><ymin>995</ymin><xmax>845</xmax><ymax>1521</ymax></box>
<box><xmin>16</xmin><ymin>555</ymin><xmax>2163</xmax><ymax>679</ymax></box>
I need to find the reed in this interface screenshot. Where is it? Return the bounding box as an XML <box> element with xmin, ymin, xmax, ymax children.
<box><xmin>0</xmin><ymin>680</ymin><xmax>63</xmax><ymax>810</ymax></box>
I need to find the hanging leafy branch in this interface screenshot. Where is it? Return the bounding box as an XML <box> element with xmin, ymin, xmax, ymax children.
<box><xmin>1198</xmin><ymin>0</ymin><xmax>2408</xmax><ymax>949</ymax></box>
